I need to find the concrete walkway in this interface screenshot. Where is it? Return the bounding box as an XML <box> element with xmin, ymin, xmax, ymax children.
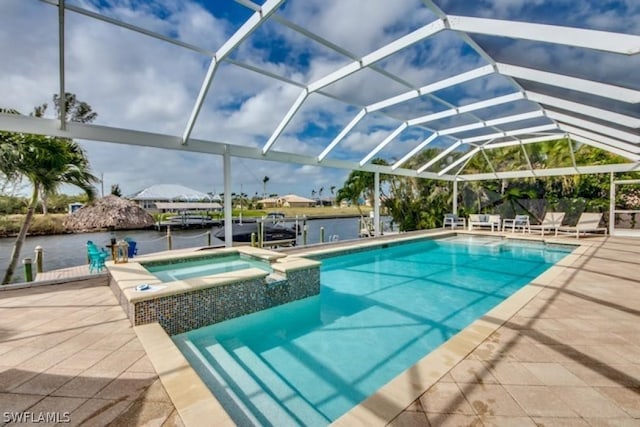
<box><xmin>390</xmin><ymin>236</ymin><xmax>640</xmax><ymax>426</ymax></box>
<box><xmin>0</xmin><ymin>277</ymin><xmax>181</xmax><ymax>426</ymax></box>
<box><xmin>1</xmin><ymin>236</ymin><xmax>639</xmax><ymax>426</ymax></box>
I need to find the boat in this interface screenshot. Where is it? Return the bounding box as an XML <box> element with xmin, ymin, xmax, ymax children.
<box><xmin>214</xmin><ymin>222</ymin><xmax>297</xmax><ymax>244</ymax></box>
<box><xmin>156</xmin><ymin>214</ymin><xmax>218</xmax><ymax>229</ymax></box>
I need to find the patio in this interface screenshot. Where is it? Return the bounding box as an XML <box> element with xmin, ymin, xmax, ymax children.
<box><xmin>0</xmin><ymin>235</ymin><xmax>638</xmax><ymax>426</ymax></box>
<box><xmin>0</xmin><ymin>276</ymin><xmax>181</xmax><ymax>426</ymax></box>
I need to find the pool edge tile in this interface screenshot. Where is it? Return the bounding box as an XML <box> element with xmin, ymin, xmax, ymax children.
<box><xmin>134</xmin><ymin>323</ymin><xmax>232</xmax><ymax>427</ymax></box>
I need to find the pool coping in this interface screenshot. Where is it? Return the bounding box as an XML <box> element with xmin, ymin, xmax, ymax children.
<box><xmin>108</xmin><ymin>246</ymin><xmax>319</xmax><ymax>304</ymax></box>
<box><xmin>132</xmin><ymin>231</ymin><xmax>588</xmax><ymax>427</ymax></box>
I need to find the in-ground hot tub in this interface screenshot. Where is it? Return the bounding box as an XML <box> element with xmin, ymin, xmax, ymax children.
<box><xmin>144</xmin><ymin>253</ymin><xmax>273</xmax><ymax>283</ymax></box>
<box><xmin>106</xmin><ymin>246</ymin><xmax>320</xmax><ymax>335</ymax></box>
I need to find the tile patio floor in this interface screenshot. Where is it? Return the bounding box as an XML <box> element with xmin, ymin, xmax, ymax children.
<box><xmin>0</xmin><ymin>235</ymin><xmax>639</xmax><ymax>426</ymax></box>
<box><xmin>390</xmin><ymin>236</ymin><xmax>640</xmax><ymax>427</ymax></box>
<box><xmin>0</xmin><ymin>277</ymin><xmax>182</xmax><ymax>426</ymax></box>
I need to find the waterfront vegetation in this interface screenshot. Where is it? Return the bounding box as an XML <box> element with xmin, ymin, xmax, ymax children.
<box><xmin>0</xmin><ymin>94</ymin><xmax>98</xmax><ymax>284</ymax></box>
<box><xmin>0</xmin><ymin>213</ymin><xmax>68</xmax><ymax>237</ymax></box>
<box><xmin>336</xmin><ymin>140</ymin><xmax>640</xmax><ymax>232</ymax></box>
<box><xmin>0</xmin><ymin>207</ymin><xmax>372</xmax><ymax>238</ymax></box>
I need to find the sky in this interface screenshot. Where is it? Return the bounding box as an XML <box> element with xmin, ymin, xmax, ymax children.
<box><xmin>0</xmin><ymin>0</ymin><xmax>638</xmax><ymax>199</ymax></box>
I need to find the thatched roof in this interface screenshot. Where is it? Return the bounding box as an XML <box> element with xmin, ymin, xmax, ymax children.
<box><xmin>63</xmin><ymin>195</ymin><xmax>155</xmax><ymax>232</ymax></box>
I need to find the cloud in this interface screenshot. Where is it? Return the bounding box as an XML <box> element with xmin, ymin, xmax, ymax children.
<box><xmin>281</xmin><ymin>0</ymin><xmax>433</xmax><ymax>56</ymax></box>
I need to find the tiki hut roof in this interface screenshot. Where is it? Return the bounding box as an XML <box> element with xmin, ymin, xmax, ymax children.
<box><xmin>63</xmin><ymin>195</ymin><xmax>155</xmax><ymax>232</ymax></box>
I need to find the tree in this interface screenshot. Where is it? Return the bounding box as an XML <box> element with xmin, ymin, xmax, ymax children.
<box><xmin>262</xmin><ymin>176</ymin><xmax>269</xmax><ymax>197</ymax></box>
<box><xmin>110</xmin><ymin>184</ymin><xmax>122</xmax><ymax>197</ymax></box>
<box><xmin>1</xmin><ymin>94</ymin><xmax>98</xmax><ymax>285</ymax></box>
<box><xmin>336</xmin><ymin>159</ymin><xmax>390</xmax><ymax>215</ymax></box>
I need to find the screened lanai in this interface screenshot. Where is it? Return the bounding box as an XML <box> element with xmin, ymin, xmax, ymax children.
<box><xmin>1</xmin><ymin>0</ymin><xmax>639</xmax><ymax>241</ymax></box>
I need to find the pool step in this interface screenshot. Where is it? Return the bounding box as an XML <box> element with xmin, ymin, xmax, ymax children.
<box><xmin>232</xmin><ymin>346</ymin><xmax>330</xmax><ymax>426</ymax></box>
<box><xmin>191</xmin><ymin>338</ymin><xmax>329</xmax><ymax>426</ymax></box>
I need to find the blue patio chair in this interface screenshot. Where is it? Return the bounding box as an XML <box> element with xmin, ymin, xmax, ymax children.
<box><xmin>124</xmin><ymin>237</ymin><xmax>138</xmax><ymax>258</ymax></box>
<box><xmin>86</xmin><ymin>242</ymin><xmax>108</xmax><ymax>273</ymax></box>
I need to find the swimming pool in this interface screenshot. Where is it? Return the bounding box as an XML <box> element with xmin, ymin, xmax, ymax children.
<box><xmin>173</xmin><ymin>236</ymin><xmax>573</xmax><ymax>425</ymax></box>
<box><xmin>144</xmin><ymin>254</ymin><xmax>272</xmax><ymax>283</ymax></box>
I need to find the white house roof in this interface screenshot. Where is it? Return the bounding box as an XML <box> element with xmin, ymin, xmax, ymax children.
<box><xmin>154</xmin><ymin>202</ymin><xmax>222</xmax><ymax>210</ymax></box>
<box><xmin>280</xmin><ymin>194</ymin><xmax>316</xmax><ymax>203</ymax></box>
<box><xmin>129</xmin><ymin>184</ymin><xmax>213</xmax><ymax>201</ymax></box>
<box><xmin>1</xmin><ymin>1</ymin><xmax>638</xmax><ymax>181</ymax></box>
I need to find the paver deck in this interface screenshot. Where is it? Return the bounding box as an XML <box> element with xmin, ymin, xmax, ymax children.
<box><xmin>0</xmin><ymin>277</ymin><xmax>181</xmax><ymax>426</ymax></box>
<box><xmin>0</xmin><ymin>235</ymin><xmax>639</xmax><ymax>426</ymax></box>
<box><xmin>390</xmin><ymin>236</ymin><xmax>640</xmax><ymax>426</ymax></box>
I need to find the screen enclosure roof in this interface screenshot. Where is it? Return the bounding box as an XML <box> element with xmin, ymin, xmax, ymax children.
<box><xmin>0</xmin><ymin>0</ymin><xmax>639</xmax><ymax>182</ymax></box>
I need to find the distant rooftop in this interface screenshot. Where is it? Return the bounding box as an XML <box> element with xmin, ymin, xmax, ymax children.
<box><xmin>129</xmin><ymin>184</ymin><xmax>219</xmax><ymax>202</ymax></box>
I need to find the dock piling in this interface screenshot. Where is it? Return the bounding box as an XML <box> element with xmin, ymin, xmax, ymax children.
<box><xmin>35</xmin><ymin>246</ymin><xmax>43</xmax><ymax>274</ymax></box>
<box><xmin>23</xmin><ymin>258</ymin><xmax>33</xmax><ymax>282</ymax></box>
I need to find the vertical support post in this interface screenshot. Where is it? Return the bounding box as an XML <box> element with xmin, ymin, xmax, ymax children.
<box><xmin>258</xmin><ymin>220</ymin><xmax>264</xmax><ymax>248</ymax></box>
<box><xmin>320</xmin><ymin>227</ymin><xmax>325</xmax><ymax>243</ymax></box>
<box><xmin>374</xmin><ymin>171</ymin><xmax>380</xmax><ymax>236</ymax></box>
<box><xmin>609</xmin><ymin>172</ymin><xmax>615</xmax><ymax>236</ymax></box>
<box><xmin>223</xmin><ymin>148</ymin><xmax>233</xmax><ymax>248</ymax></box>
<box><xmin>206</xmin><ymin>231</ymin><xmax>211</xmax><ymax>246</ymax></box>
<box><xmin>453</xmin><ymin>179</ymin><xmax>458</xmax><ymax>215</ymax></box>
<box><xmin>251</xmin><ymin>232</ymin><xmax>256</xmax><ymax>247</ymax></box>
<box><xmin>167</xmin><ymin>226</ymin><xmax>172</xmax><ymax>250</ymax></box>
<box><xmin>303</xmin><ymin>221</ymin><xmax>308</xmax><ymax>246</ymax></box>
<box><xmin>23</xmin><ymin>258</ymin><xmax>33</xmax><ymax>282</ymax></box>
<box><xmin>34</xmin><ymin>246</ymin><xmax>43</xmax><ymax>274</ymax></box>
<box><xmin>58</xmin><ymin>0</ymin><xmax>66</xmax><ymax>130</ymax></box>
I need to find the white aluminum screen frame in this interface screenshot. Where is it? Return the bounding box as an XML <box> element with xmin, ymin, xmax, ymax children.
<box><xmin>1</xmin><ymin>0</ymin><xmax>638</xmax><ymax>183</ymax></box>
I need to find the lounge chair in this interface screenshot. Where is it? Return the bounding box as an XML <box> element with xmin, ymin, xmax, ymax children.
<box><xmin>468</xmin><ymin>214</ymin><xmax>501</xmax><ymax>232</ymax></box>
<box><xmin>443</xmin><ymin>213</ymin><xmax>466</xmax><ymax>229</ymax></box>
<box><xmin>530</xmin><ymin>212</ymin><xmax>565</xmax><ymax>236</ymax></box>
<box><xmin>556</xmin><ymin>212</ymin><xmax>607</xmax><ymax>238</ymax></box>
<box><xmin>502</xmin><ymin>215</ymin><xmax>530</xmax><ymax>233</ymax></box>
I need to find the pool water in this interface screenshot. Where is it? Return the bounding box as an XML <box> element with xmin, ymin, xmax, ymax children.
<box><xmin>173</xmin><ymin>237</ymin><xmax>573</xmax><ymax>426</ymax></box>
<box><xmin>144</xmin><ymin>254</ymin><xmax>272</xmax><ymax>283</ymax></box>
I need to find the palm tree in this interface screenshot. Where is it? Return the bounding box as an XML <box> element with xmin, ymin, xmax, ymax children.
<box><xmin>1</xmin><ymin>95</ymin><xmax>98</xmax><ymax>284</ymax></box>
<box><xmin>110</xmin><ymin>184</ymin><xmax>122</xmax><ymax>197</ymax></box>
<box><xmin>262</xmin><ymin>176</ymin><xmax>269</xmax><ymax>197</ymax></box>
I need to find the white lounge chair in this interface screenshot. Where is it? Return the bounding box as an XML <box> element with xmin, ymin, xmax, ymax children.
<box><xmin>502</xmin><ymin>215</ymin><xmax>530</xmax><ymax>233</ymax></box>
<box><xmin>468</xmin><ymin>214</ymin><xmax>501</xmax><ymax>232</ymax></box>
<box><xmin>556</xmin><ymin>212</ymin><xmax>607</xmax><ymax>238</ymax></box>
<box><xmin>530</xmin><ymin>212</ymin><xmax>565</xmax><ymax>236</ymax></box>
<box><xmin>443</xmin><ymin>213</ymin><xmax>466</xmax><ymax>229</ymax></box>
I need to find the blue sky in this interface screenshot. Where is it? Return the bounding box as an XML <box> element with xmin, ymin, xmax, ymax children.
<box><xmin>0</xmin><ymin>0</ymin><xmax>637</xmax><ymax>198</ymax></box>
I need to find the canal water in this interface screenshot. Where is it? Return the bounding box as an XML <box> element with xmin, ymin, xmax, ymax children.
<box><xmin>0</xmin><ymin>217</ymin><xmax>393</xmax><ymax>284</ymax></box>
